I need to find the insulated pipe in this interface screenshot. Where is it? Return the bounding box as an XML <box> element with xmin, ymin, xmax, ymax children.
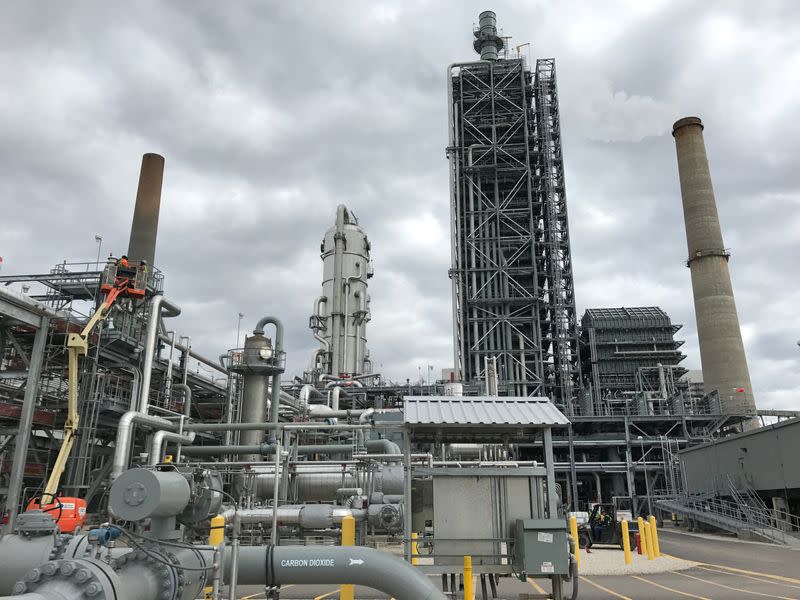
<box><xmin>593</xmin><ymin>472</ymin><xmax>602</xmax><ymax>504</ymax></box>
<box><xmin>220</xmin><ymin>506</ymin><xmax>366</xmax><ymax>526</ymax></box>
<box><xmin>299</xmin><ymin>384</ymin><xmax>324</xmax><ymax>406</ymax></box>
<box><xmin>175</xmin><ymin>383</ymin><xmax>192</xmax><ymax>417</ymax></box>
<box><xmin>310</xmin><ymin>296</ymin><xmax>330</xmax><ymax>373</ymax></box>
<box><xmin>253</xmin><ymin>316</ymin><xmax>285</xmax><ymax>436</ymax></box>
<box><xmin>127</xmin><ymin>152</ymin><xmax>164</xmax><ymax>266</ymax></box>
<box><xmin>111</xmin><ymin>411</ymin><xmax>177</xmax><ymax>480</ymax></box>
<box><xmin>149</xmin><ymin>430</ymin><xmax>196</xmax><ymax>465</ymax></box>
<box><xmin>181</xmin><ymin>444</ymin><xmax>353</xmax><ymax>457</ymax></box>
<box><xmin>182</xmin><ymin>421</ymin><xmax>372</xmax><ymax>432</ymax></box>
<box><xmin>157</xmin><ymin>329</ymin><xmax>226</xmax><ymax>374</ymax></box>
<box><xmin>139</xmin><ymin>295</ymin><xmax>180</xmax><ymax>414</ymax></box>
<box><xmin>365</xmin><ymin>439</ymin><xmax>402</xmax><ymax>455</ymax></box>
<box><xmin>224</xmin><ymin>545</ymin><xmax>445</xmax><ymax>600</ymax></box>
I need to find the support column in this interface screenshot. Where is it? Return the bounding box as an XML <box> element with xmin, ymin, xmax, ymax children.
<box><xmin>3</xmin><ymin>317</ymin><xmax>49</xmax><ymax>532</ymax></box>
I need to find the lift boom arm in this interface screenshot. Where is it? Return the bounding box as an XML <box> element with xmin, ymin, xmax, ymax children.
<box><xmin>41</xmin><ymin>281</ymin><xmax>128</xmax><ymax>501</ymax></box>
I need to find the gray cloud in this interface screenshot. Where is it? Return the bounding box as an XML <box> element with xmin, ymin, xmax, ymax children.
<box><xmin>1</xmin><ymin>0</ymin><xmax>798</xmax><ymax>407</ymax></box>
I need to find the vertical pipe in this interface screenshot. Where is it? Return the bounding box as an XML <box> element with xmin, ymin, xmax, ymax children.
<box><xmin>543</xmin><ymin>428</ymin><xmax>558</xmax><ymax>518</ymax></box>
<box><xmin>672</xmin><ymin>117</ymin><xmax>755</xmax><ymax>420</ymax></box>
<box><xmin>127</xmin><ymin>153</ymin><xmax>165</xmax><ymax>266</ymax></box>
<box><xmin>3</xmin><ymin>317</ymin><xmax>49</xmax><ymax>532</ymax></box>
<box><xmin>139</xmin><ymin>296</ymin><xmax>180</xmax><ymax>414</ymax></box>
<box><xmin>270</xmin><ymin>442</ymin><xmax>281</xmax><ymax>546</ymax></box>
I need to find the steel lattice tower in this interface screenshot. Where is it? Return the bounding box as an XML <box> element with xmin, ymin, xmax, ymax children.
<box><xmin>447</xmin><ymin>12</ymin><xmax>581</xmax><ymax>412</ymax></box>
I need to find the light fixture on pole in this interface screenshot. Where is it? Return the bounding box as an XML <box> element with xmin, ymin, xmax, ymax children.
<box><xmin>94</xmin><ymin>234</ymin><xmax>103</xmax><ymax>265</ymax></box>
<box><xmin>236</xmin><ymin>312</ymin><xmax>245</xmax><ymax>348</ymax></box>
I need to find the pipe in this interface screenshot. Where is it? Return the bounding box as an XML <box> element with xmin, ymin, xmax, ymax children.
<box><xmin>175</xmin><ymin>382</ymin><xmax>192</xmax><ymax>417</ymax></box>
<box><xmin>253</xmin><ymin>316</ymin><xmax>284</xmax><ymax>435</ymax></box>
<box><xmin>593</xmin><ymin>472</ymin><xmax>602</xmax><ymax>504</ymax></box>
<box><xmin>224</xmin><ymin>545</ymin><xmax>446</xmax><ymax>600</ymax></box>
<box><xmin>164</xmin><ymin>330</ymin><xmax>176</xmax><ymax>401</ymax></box>
<box><xmin>111</xmin><ymin>411</ymin><xmax>177</xmax><ymax>480</ymax></box>
<box><xmin>139</xmin><ymin>295</ymin><xmax>180</xmax><ymax>414</ymax></box>
<box><xmin>181</xmin><ymin>444</ymin><xmax>353</xmax><ymax>457</ymax></box>
<box><xmin>149</xmin><ymin>430</ymin><xmax>196</xmax><ymax>465</ymax></box>
<box><xmin>299</xmin><ymin>384</ymin><xmax>324</xmax><ymax>406</ymax></box>
<box><xmin>182</xmin><ymin>422</ymin><xmax>373</xmax><ymax>432</ymax></box>
<box><xmin>365</xmin><ymin>439</ymin><xmax>402</xmax><ymax>455</ymax></box>
<box><xmin>220</xmin><ymin>506</ymin><xmax>366</xmax><ymax>526</ymax></box>
<box><xmin>120</xmin><ymin>365</ymin><xmax>141</xmax><ymax>412</ymax></box>
<box><xmin>310</xmin><ymin>296</ymin><xmax>330</xmax><ymax>373</ymax></box>
<box><xmin>158</xmin><ymin>329</ymin><xmax>227</xmax><ymax>375</ymax></box>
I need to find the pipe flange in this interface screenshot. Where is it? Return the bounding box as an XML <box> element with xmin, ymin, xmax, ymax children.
<box><xmin>114</xmin><ymin>546</ymin><xmax>182</xmax><ymax>600</ymax></box>
<box><xmin>14</xmin><ymin>559</ymin><xmax>113</xmax><ymax>600</ymax></box>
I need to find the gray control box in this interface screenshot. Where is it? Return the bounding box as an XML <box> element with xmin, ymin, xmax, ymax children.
<box><xmin>513</xmin><ymin>519</ymin><xmax>569</xmax><ymax>576</ymax></box>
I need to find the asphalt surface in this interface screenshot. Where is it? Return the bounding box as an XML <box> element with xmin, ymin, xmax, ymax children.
<box><xmin>231</xmin><ymin>529</ymin><xmax>800</xmax><ymax>599</ymax></box>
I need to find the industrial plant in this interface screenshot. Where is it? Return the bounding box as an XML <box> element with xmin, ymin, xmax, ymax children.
<box><xmin>0</xmin><ymin>8</ymin><xmax>797</xmax><ymax>600</ymax></box>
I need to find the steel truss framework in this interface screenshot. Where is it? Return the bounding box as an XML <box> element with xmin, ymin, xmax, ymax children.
<box><xmin>448</xmin><ymin>57</ymin><xmax>580</xmax><ymax>411</ymax></box>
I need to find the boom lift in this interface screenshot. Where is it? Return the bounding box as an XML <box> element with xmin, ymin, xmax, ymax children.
<box><xmin>27</xmin><ymin>261</ymin><xmax>148</xmax><ymax>526</ymax></box>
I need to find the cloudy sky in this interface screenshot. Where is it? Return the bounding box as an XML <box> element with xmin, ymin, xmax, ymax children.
<box><xmin>1</xmin><ymin>1</ymin><xmax>798</xmax><ymax>409</ymax></box>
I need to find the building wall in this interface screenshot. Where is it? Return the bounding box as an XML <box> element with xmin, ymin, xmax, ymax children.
<box><xmin>680</xmin><ymin>418</ymin><xmax>800</xmax><ymax>494</ymax></box>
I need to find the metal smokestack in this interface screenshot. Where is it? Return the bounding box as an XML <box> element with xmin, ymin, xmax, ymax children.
<box><xmin>127</xmin><ymin>153</ymin><xmax>165</xmax><ymax>266</ymax></box>
<box><xmin>473</xmin><ymin>11</ymin><xmax>504</xmax><ymax>61</ymax></box>
<box><xmin>672</xmin><ymin>116</ymin><xmax>756</xmax><ymax>418</ymax></box>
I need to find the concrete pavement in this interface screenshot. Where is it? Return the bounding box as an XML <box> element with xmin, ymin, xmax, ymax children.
<box><xmin>231</xmin><ymin>529</ymin><xmax>800</xmax><ymax>599</ymax></box>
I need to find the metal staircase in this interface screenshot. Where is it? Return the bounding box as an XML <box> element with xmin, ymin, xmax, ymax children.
<box><xmin>656</xmin><ymin>477</ymin><xmax>800</xmax><ymax>546</ymax></box>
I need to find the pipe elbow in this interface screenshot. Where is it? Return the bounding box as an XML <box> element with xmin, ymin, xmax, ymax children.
<box><xmin>253</xmin><ymin>316</ymin><xmax>284</xmax><ymax>347</ymax></box>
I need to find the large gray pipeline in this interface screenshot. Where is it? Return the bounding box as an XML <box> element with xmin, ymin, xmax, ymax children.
<box><xmin>3</xmin><ymin>544</ymin><xmax>444</xmax><ymax>600</ymax></box>
<box><xmin>225</xmin><ymin>545</ymin><xmax>445</xmax><ymax>600</ymax></box>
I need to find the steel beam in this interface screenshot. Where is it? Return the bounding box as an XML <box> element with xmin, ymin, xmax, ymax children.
<box><xmin>3</xmin><ymin>316</ymin><xmax>49</xmax><ymax>532</ymax></box>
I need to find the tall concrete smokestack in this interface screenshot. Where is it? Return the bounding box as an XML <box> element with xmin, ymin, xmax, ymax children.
<box><xmin>672</xmin><ymin>116</ymin><xmax>755</xmax><ymax>418</ymax></box>
<box><xmin>127</xmin><ymin>153</ymin><xmax>165</xmax><ymax>266</ymax></box>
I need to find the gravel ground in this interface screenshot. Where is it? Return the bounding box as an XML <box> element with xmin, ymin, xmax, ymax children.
<box><xmin>577</xmin><ymin>545</ymin><xmax>697</xmax><ymax>575</ymax></box>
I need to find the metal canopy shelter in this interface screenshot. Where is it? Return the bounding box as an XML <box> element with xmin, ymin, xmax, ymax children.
<box><xmin>401</xmin><ymin>396</ymin><xmax>570</xmax><ymax>572</ymax></box>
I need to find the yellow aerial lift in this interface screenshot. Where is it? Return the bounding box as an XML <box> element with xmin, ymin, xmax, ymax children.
<box><xmin>32</xmin><ymin>259</ymin><xmax>147</xmax><ymax>512</ymax></box>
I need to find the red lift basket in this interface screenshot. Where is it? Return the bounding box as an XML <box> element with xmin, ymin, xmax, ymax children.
<box><xmin>100</xmin><ymin>261</ymin><xmax>148</xmax><ymax>298</ymax></box>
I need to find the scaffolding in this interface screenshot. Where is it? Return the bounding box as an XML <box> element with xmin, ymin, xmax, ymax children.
<box><xmin>447</xmin><ymin>54</ymin><xmax>580</xmax><ymax>411</ymax></box>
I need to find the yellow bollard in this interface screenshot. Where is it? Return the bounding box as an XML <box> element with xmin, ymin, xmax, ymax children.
<box><xmin>636</xmin><ymin>516</ymin><xmax>647</xmax><ymax>557</ymax></box>
<box><xmin>621</xmin><ymin>519</ymin><xmax>632</xmax><ymax>565</ymax></box>
<box><xmin>340</xmin><ymin>515</ymin><xmax>356</xmax><ymax>600</ymax></box>
<box><xmin>569</xmin><ymin>515</ymin><xmax>580</xmax><ymax>570</ymax></box>
<box><xmin>204</xmin><ymin>514</ymin><xmax>225</xmax><ymax>598</ymax></box>
<box><xmin>411</xmin><ymin>532</ymin><xmax>419</xmax><ymax>566</ymax></box>
<box><xmin>649</xmin><ymin>515</ymin><xmax>661</xmax><ymax>557</ymax></box>
<box><xmin>643</xmin><ymin>521</ymin><xmax>655</xmax><ymax>560</ymax></box>
<box><xmin>463</xmin><ymin>556</ymin><xmax>474</xmax><ymax>600</ymax></box>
